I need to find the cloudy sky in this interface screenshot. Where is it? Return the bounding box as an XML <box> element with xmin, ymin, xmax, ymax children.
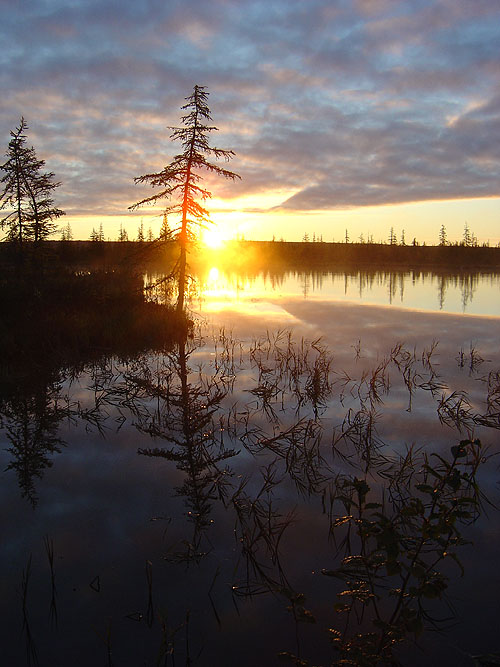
<box><xmin>1</xmin><ymin>0</ymin><xmax>499</xmax><ymax>243</ymax></box>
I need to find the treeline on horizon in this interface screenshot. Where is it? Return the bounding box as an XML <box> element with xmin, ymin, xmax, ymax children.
<box><xmin>221</xmin><ymin>238</ymin><xmax>500</xmax><ymax>270</ymax></box>
<box><xmin>2</xmin><ymin>237</ymin><xmax>497</xmax><ymax>271</ymax></box>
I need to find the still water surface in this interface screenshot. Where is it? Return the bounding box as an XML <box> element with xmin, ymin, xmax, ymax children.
<box><xmin>2</xmin><ymin>268</ymin><xmax>500</xmax><ymax>666</ymax></box>
<box><xmin>193</xmin><ymin>266</ymin><xmax>500</xmax><ymax>316</ymax></box>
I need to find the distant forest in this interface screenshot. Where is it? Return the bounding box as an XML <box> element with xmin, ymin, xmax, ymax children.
<box><xmin>1</xmin><ymin>238</ymin><xmax>499</xmax><ymax>272</ymax></box>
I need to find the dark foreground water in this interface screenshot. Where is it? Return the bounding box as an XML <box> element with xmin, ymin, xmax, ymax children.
<box><xmin>2</xmin><ymin>270</ymin><xmax>500</xmax><ymax>666</ymax></box>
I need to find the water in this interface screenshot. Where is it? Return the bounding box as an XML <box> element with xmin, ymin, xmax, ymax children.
<box><xmin>2</xmin><ymin>267</ymin><xmax>500</xmax><ymax>666</ymax></box>
<box><xmin>190</xmin><ymin>265</ymin><xmax>500</xmax><ymax>316</ymax></box>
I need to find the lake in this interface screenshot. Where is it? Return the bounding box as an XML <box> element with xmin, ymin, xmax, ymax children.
<box><xmin>2</xmin><ymin>265</ymin><xmax>500</xmax><ymax>666</ymax></box>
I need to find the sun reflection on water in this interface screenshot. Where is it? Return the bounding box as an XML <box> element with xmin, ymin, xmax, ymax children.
<box><xmin>208</xmin><ymin>266</ymin><xmax>219</xmax><ymax>282</ymax></box>
<box><xmin>195</xmin><ymin>266</ymin><xmax>297</xmax><ymax>320</ymax></box>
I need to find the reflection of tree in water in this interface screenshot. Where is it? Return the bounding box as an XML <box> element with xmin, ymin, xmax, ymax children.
<box><xmin>0</xmin><ymin>384</ymin><xmax>67</xmax><ymax>507</ymax></box>
<box><xmin>0</xmin><ymin>265</ymin><xmax>186</xmax><ymax>510</ymax></box>
<box><xmin>91</xmin><ymin>328</ymin><xmax>500</xmax><ymax>663</ymax></box>
<box><xmin>102</xmin><ymin>335</ymin><xmax>239</xmax><ymax>561</ymax></box>
<box><xmin>4</xmin><ymin>316</ymin><xmax>500</xmax><ymax>664</ymax></box>
<box><xmin>459</xmin><ymin>272</ymin><xmax>479</xmax><ymax>311</ymax></box>
<box><xmin>438</xmin><ymin>274</ymin><xmax>447</xmax><ymax>310</ymax></box>
<box><xmin>189</xmin><ymin>264</ymin><xmax>498</xmax><ymax>312</ymax></box>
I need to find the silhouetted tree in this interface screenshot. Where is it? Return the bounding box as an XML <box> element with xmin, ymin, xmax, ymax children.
<box><xmin>0</xmin><ymin>117</ymin><xmax>64</xmax><ymax>243</ymax></box>
<box><xmin>439</xmin><ymin>224</ymin><xmax>448</xmax><ymax>246</ymax></box>
<box><xmin>463</xmin><ymin>222</ymin><xmax>472</xmax><ymax>247</ymax></box>
<box><xmin>60</xmin><ymin>222</ymin><xmax>73</xmax><ymax>240</ymax></box>
<box><xmin>159</xmin><ymin>212</ymin><xmax>172</xmax><ymax>241</ymax></box>
<box><xmin>118</xmin><ymin>223</ymin><xmax>128</xmax><ymax>242</ymax></box>
<box><xmin>137</xmin><ymin>220</ymin><xmax>144</xmax><ymax>242</ymax></box>
<box><xmin>130</xmin><ymin>85</ymin><xmax>240</xmax><ymax>311</ymax></box>
<box><xmin>24</xmin><ymin>160</ymin><xmax>65</xmax><ymax>244</ymax></box>
<box><xmin>90</xmin><ymin>225</ymin><xmax>104</xmax><ymax>242</ymax></box>
<box><xmin>0</xmin><ymin>118</ymin><xmax>30</xmax><ymax>242</ymax></box>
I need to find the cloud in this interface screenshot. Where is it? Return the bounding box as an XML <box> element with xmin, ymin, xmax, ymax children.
<box><xmin>1</xmin><ymin>0</ymin><xmax>499</xmax><ymax>218</ymax></box>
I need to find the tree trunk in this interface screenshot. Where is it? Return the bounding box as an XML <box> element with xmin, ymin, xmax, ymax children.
<box><xmin>177</xmin><ymin>239</ymin><xmax>187</xmax><ymax>313</ymax></box>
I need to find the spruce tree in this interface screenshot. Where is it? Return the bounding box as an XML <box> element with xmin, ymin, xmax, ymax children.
<box><xmin>137</xmin><ymin>220</ymin><xmax>144</xmax><ymax>242</ymax></box>
<box><xmin>159</xmin><ymin>212</ymin><xmax>172</xmax><ymax>241</ymax></box>
<box><xmin>130</xmin><ymin>85</ymin><xmax>240</xmax><ymax>311</ymax></box>
<box><xmin>463</xmin><ymin>222</ymin><xmax>472</xmax><ymax>247</ymax></box>
<box><xmin>0</xmin><ymin>118</ymin><xmax>30</xmax><ymax>242</ymax></box>
<box><xmin>60</xmin><ymin>222</ymin><xmax>73</xmax><ymax>241</ymax></box>
<box><xmin>439</xmin><ymin>224</ymin><xmax>448</xmax><ymax>246</ymax></box>
<box><xmin>24</xmin><ymin>159</ymin><xmax>65</xmax><ymax>243</ymax></box>
<box><xmin>0</xmin><ymin>117</ymin><xmax>64</xmax><ymax>243</ymax></box>
<box><xmin>118</xmin><ymin>223</ymin><xmax>128</xmax><ymax>242</ymax></box>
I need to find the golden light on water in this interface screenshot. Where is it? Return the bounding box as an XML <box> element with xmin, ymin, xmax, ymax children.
<box><xmin>208</xmin><ymin>266</ymin><xmax>220</xmax><ymax>282</ymax></box>
<box><xmin>196</xmin><ymin>266</ymin><xmax>297</xmax><ymax>321</ymax></box>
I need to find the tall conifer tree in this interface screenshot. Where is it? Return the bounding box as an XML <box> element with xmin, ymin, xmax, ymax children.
<box><xmin>0</xmin><ymin>117</ymin><xmax>64</xmax><ymax>243</ymax></box>
<box><xmin>130</xmin><ymin>85</ymin><xmax>240</xmax><ymax>310</ymax></box>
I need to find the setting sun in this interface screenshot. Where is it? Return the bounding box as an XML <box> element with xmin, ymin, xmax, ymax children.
<box><xmin>202</xmin><ymin>227</ymin><xmax>226</xmax><ymax>249</ymax></box>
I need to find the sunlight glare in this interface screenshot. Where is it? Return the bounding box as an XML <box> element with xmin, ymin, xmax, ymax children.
<box><xmin>208</xmin><ymin>266</ymin><xmax>220</xmax><ymax>281</ymax></box>
<box><xmin>203</xmin><ymin>228</ymin><xmax>225</xmax><ymax>249</ymax></box>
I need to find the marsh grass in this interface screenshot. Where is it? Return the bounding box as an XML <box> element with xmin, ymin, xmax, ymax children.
<box><xmin>21</xmin><ymin>554</ymin><xmax>38</xmax><ymax>667</ymax></box>
<box><xmin>43</xmin><ymin>536</ymin><xmax>57</xmax><ymax>629</ymax></box>
<box><xmin>3</xmin><ymin>323</ymin><xmax>500</xmax><ymax>665</ymax></box>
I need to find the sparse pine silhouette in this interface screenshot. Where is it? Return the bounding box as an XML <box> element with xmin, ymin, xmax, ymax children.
<box><xmin>90</xmin><ymin>225</ymin><xmax>104</xmax><ymax>242</ymax></box>
<box><xmin>129</xmin><ymin>85</ymin><xmax>240</xmax><ymax>311</ymax></box>
<box><xmin>118</xmin><ymin>223</ymin><xmax>128</xmax><ymax>242</ymax></box>
<box><xmin>137</xmin><ymin>220</ymin><xmax>144</xmax><ymax>242</ymax></box>
<box><xmin>463</xmin><ymin>221</ymin><xmax>472</xmax><ymax>247</ymax></box>
<box><xmin>0</xmin><ymin>117</ymin><xmax>64</xmax><ymax>243</ymax></box>
<box><xmin>159</xmin><ymin>212</ymin><xmax>172</xmax><ymax>241</ymax></box>
<box><xmin>439</xmin><ymin>224</ymin><xmax>448</xmax><ymax>246</ymax></box>
<box><xmin>0</xmin><ymin>118</ymin><xmax>30</xmax><ymax>242</ymax></box>
<box><xmin>60</xmin><ymin>222</ymin><xmax>73</xmax><ymax>241</ymax></box>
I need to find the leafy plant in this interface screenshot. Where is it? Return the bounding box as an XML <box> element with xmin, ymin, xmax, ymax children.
<box><xmin>324</xmin><ymin>439</ymin><xmax>486</xmax><ymax>665</ymax></box>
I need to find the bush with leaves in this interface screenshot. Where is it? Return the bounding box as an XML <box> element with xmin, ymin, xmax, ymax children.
<box><xmin>322</xmin><ymin>439</ymin><xmax>486</xmax><ymax>665</ymax></box>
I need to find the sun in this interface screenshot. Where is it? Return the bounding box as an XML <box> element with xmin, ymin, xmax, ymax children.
<box><xmin>202</xmin><ymin>227</ymin><xmax>225</xmax><ymax>249</ymax></box>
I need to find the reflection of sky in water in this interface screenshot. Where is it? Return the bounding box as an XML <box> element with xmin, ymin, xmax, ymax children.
<box><xmin>2</xmin><ymin>284</ymin><xmax>500</xmax><ymax>665</ymax></box>
<box><xmin>196</xmin><ymin>267</ymin><xmax>500</xmax><ymax>316</ymax></box>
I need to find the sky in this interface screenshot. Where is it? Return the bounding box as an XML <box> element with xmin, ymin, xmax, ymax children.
<box><xmin>1</xmin><ymin>0</ymin><xmax>499</xmax><ymax>244</ymax></box>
